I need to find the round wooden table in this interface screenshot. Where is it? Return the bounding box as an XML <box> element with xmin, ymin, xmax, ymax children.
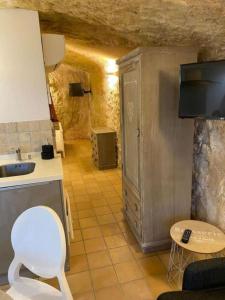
<box><xmin>0</xmin><ymin>290</ymin><xmax>12</xmax><ymax>300</ymax></box>
<box><xmin>168</xmin><ymin>220</ymin><xmax>225</xmax><ymax>283</ymax></box>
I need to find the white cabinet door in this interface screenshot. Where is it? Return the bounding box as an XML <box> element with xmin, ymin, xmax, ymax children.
<box><xmin>121</xmin><ymin>61</ymin><xmax>141</xmax><ymax>194</ymax></box>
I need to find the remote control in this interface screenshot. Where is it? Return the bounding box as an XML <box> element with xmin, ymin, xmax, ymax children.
<box><xmin>181</xmin><ymin>229</ymin><xmax>192</xmax><ymax>244</ymax></box>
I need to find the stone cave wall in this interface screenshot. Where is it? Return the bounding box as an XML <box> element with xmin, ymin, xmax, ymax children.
<box><xmin>48</xmin><ymin>50</ymin><xmax>122</xmax><ymax>164</ymax></box>
<box><xmin>104</xmin><ymin>76</ymin><xmax>121</xmax><ymax>162</ymax></box>
<box><xmin>193</xmin><ymin>119</ymin><xmax>225</xmax><ymax>231</ymax></box>
<box><xmin>50</xmin><ymin>48</ymin><xmax>122</xmax><ymax>163</ymax></box>
<box><xmin>192</xmin><ymin>52</ymin><xmax>225</xmax><ymax>231</ymax></box>
<box><xmin>48</xmin><ymin>64</ymin><xmax>91</xmax><ymax>140</ymax></box>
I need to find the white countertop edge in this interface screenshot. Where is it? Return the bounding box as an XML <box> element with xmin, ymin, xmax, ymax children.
<box><xmin>0</xmin><ymin>175</ymin><xmax>63</xmax><ymax>189</ymax></box>
<box><xmin>0</xmin><ymin>153</ymin><xmax>63</xmax><ymax>188</ymax></box>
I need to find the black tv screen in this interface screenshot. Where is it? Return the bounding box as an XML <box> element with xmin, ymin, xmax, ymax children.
<box><xmin>179</xmin><ymin>60</ymin><xmax>225</xmax><ymax>119</ymax></box>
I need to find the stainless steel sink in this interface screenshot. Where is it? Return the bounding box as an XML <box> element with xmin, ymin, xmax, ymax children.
<box><xmin>0</xmin><ymin>162</ymin><xmax>35</xmax><ymax>178</ymax></box>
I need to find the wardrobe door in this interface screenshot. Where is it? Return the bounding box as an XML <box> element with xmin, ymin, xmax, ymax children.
<box><xmin>121</xmin><ymin>60</ymin><xmax>141</xmax><ymax>195</ymax></box>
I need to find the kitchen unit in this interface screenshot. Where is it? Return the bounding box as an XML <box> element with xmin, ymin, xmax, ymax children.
<box><xmin>0</xmin><ymin>155</ymin><xmax>69</xmax><ymax>284</ymax></box>
<box><xmin>117</xmin><ymin>47</ymin><xmax>197</xmax><ymax>252</ymax></box>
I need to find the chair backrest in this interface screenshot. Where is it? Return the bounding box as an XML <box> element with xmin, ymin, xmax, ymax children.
<box><xmin>11</xmin><ymin>206</ymin><xmax>66</xmax><ymax>278</ymax></box>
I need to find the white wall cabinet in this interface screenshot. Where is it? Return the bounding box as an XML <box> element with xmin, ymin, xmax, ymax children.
<box><xmin>42</xmin><ymin>33</ymin><xmax>65</xmax><ymax>72</ymax></box>
<box><xmin>117</xmin><ymin>47</ymin><xmax>197</xmax><ymax>252</ymax></box>
<box><xmin>0</xmin><ymin>9</ymin><xmax>50</xmax><ymax>123</ymax></box>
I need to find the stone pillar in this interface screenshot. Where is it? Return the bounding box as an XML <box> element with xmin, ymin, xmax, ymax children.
<box><xmin>193</xmin><ymin>119</ymin><xmax>225</xmax><ymax>230</ymax></box>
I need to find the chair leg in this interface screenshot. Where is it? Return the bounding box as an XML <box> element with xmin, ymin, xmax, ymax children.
<box><xmin>58</xmin><ymin>272</ymin><xmax>73</xmax><ymax>300</ymax></box>
<box><xmin>8</xmin><ymin>258</ymin><xmax>22</xmax><ymax>285</ymax></box>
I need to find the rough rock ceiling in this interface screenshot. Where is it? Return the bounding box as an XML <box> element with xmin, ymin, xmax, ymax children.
<box><xmin>1</xmin><ymin>0</ymin><xmax>225</xmax><ymax>59</ymax></box>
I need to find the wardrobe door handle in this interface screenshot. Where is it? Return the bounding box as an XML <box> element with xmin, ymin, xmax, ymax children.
<box><xmin>134</xmin><ymin>203</ymin><xmax>138</xmax><ymax>211</ymax></box>
<box><xmin>137</xmin><ymin>128</ymin><xmax>140</xmax><ymax>138</ymax></box>
<box><xmin>135</xmin><ymin>220</ymin><xmax>138</xmax><ymax>228</ymax></box>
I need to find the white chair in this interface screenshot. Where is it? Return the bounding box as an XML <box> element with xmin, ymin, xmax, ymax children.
<box><xmin>6</xmin><ymin>206</ymin><xmax>73</xmax><ymax>300</ymax></box>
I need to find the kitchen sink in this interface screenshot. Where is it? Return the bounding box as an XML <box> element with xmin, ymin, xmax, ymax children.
<box><xmin>0</xmin><ymin>162</ymin><xmax>35</xmax><ymax>178</ymax></box>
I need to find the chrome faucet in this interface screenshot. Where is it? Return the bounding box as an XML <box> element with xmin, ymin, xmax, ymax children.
<box><xmin>16</xmin><ymin>148</ymin><xmax>22</xmax><ymax>161</ymax></box>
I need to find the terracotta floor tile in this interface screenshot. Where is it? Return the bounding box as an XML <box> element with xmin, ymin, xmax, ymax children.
<box><xmin>85</xmin><ymin>183</ymin><xmax>99</xmax><ymax>188</ymax></box>
<box><xmin>109</xmin><ymin>203</ymin><xmax>123</xmax><ymax>213</ymax></box>
<box><xmin>80</xmin><ymin>217</ymin><xmax>98</xmax><ymax>229</ymax></box>
<box><xmin>67</xmin><ymin>271</ymin><xmax>92</xmax><ymax>295</ymax></box>
<box><xmin>87</xmin><ymin>250</ymin><xmax>112</xmax><ymax>269</ymax></box>
<box><xmin>94</xmin><ymin>206</ymin><xmax>111</xmax><ymax>216</ymax></box>
<box><xmin>109</xmin><ymin>246</ymin><xmax>134</xmax><ymax>264</ymax></box>
<box><xmin>114</xmin><ymin>260</ymin><xmax>143</xmax><ymax>283</ymax></box>
<box><xmin>72</xmin><ymin>188</ymin><xmax>87</xmax><ymax>195</ymax></box>
<box><xmin>118</xmin><ymin>220</ymin><xmax>130</xmax><ymax>233</ymax></box>
<box><xmin>100</xmin><ymin>186</ymin><xmax>116</xmax><ymax>192</ymax></box>
<box><xmin>113</xmin><ymin>212</ymin><xmax>124</xmax><ymax>222</ymax></box>
<box><xmin>68</xmin><ymin>254</ymin><xmax>89</xmax><ymax>274</ymax></box>
<box><xmin>71</xmin><ymin>182</ymin><xmax>85</xmax><ymax>188</ymax></box>
<box><xmin>123</xmin><ymin>230</ymin><xmax>138</xmax><ymax>245</ymax></box>
<box><xmin>97</xmin><ymin>214</ymin><xmax>116</xmax><ymax>225</ymax></box>
<box><xmin>91</xmin><ymin>198</ymin><xmax>108</xmax><ymax>207</ymax></box>
<box><xmin>73</xmin><ymin>229</ymin><xmax>83</xmax><ymax>242</ymax></box>
<box><xmin>95</xmin><ymin>178</ymin><xmax>110</xmax><ymax>183</ymax></box>
<box><xmin>73</xmin><ymin>219</ymin><xmax>80</xmax><ymax>230</ymax></box>
<box><xmin>107</xmin><ymin>196</ymin><xmax>122</xmax><ymax>204</ymax></box>
<box><xmin>95</xmin><ymin>285</ymin><xmax>125</xmax><ymax>300</ymax></box>
<box><xmin>78</xmin><ymin>209</ymin><xmax>95</xmax><ymax>219</ymax></box>
<box><xmin>84</xmin><ymin>237</ymin><xmax>106</xmax><ymax>254</ymax></box>
<box><xmin>158</xmin><ymin>252</ymin><xmax>170</xmax><ymax>269</ymax></box>
<box><xmin>138</xmin><ymin>256</ymin><xmax>167</xmax><ymax>276</ymax></box>
<box><xmin>100</xmin><ymin>223</ymin><xmax>121</xmax><ymax>236</ymax></box>
<box><xmin>75</xmin><ymin>291</ymin><xmax>95</xmax><ymax>300</ymax></box>
<box><xmin>91</xmin><ymin>266</ymin><xmax>118</xmax><ymax>290</ymax></box>
<box><xmin>129</xmin><ymin>243</ymin><xmax>152</xmax><ymax>259</ymax></box>
<box><xmin>43</xmin><ymin>278</ymin><xmax>59</xmax><ymax>289</ymax></box>
<box><xmin>82</xmin><ymin>227</ymin><xmax>102</xmax><ymax>240</ymax></box>
<box><xmin>98</xmin><ymin>185</ymin><xmax>114</xmax><ymax>192</ymax></box>
<box><xmin>71</xmin><ymin>210</ymin><xmax>79</xmax><ymax>220</ymax></box>
<box><xmin>70</xmin><ymin>241</ymin><xmax>85</xmax><ymax>256</ymax></box>
<box><xmin>122</xmin><ymin>279</ymin><xmax>153</xmax><ymax>300</ymax></box>
<box><xmin>146</xmin><ymin>274</ymin><xmax>174</xmax><ymax>299</ymax></box>
<box><xmin>76</xmin><ymin>201</ymin><xmax>92</xmax><ymax>211</ymax></box>
<box><xmin>62</xmin><ymin>140</ymin><xmax>177</xmax><ymax>299</ymax></box>
<box><xmin>74</xmin><ymin>195</ymin><xmax>90</xmax><ymax>203</ymax></box>
<box><xmin>87</xmin><ymin>190</ymin><xmax>101</xmax><ymax>196</ymax></box>
<box><xmin>104</xmin><ymin>234</ymin><xmax>127</xmax><ymax>249</ymax></box>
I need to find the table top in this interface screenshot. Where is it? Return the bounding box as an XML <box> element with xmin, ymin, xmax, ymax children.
<box><xmin>0</xmin><ymin>290</ymin><xmax>12</xmax><ymax>300</ymax></box>
<box><xmin>170</xmin><ymin>220</ymin><xmax>225</xmax><ymax>254</ymax></box>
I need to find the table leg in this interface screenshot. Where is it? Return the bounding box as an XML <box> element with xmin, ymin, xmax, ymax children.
<box><xmin>167</xmin><ymin>241</ymin><xmax>194</xmax><ymax>285</ymax></box>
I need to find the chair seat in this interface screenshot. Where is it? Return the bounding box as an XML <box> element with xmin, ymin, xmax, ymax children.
<box><xmin>157</xmin><ymin>288</ymin><xmax>225</xmax><ymax>300</ymax></box>
<box><xmin>7</xmin><ymin>277</ymin><xmax>63</xmax><ymax>300</ymax></box>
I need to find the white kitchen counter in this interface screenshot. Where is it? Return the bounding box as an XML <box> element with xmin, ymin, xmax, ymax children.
<box><xmin>0</xmin><ymin>153</ymin><xmax>63</xmax><ymax>188</ymax></box>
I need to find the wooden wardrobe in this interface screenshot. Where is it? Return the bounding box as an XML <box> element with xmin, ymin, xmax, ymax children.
<box><xmin>117</xmin><ymin>47</ymin><xmax>197</xmax><ymax>252</ymax></box>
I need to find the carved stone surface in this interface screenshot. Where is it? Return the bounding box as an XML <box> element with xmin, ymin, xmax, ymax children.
<box><xmin>49</xmin><ymin>51</ymin><xmax>121</xmax><ymax>159</ymax></box>
<box><xmin>193</xmin><ymin>120</ymin><xmax>225</xmax><ymax>231</ymax></box>
<box><xmin>49</xmin><ymin>64</ymin><xmax>91</xmax><ymax>140</ymax></box>
<box><xmin>1</xmin><ymin>1</ymin><xmax>225</xmax><ymax>58</ymax></box>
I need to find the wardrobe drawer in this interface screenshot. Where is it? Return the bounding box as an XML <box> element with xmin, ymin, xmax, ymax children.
<box><xmin>123</xmin><ymin>184</ymin><xmax>141</xmax><ymax>220</ymax></box>
<box><xmin>124</xmin><ymin>204</ymin><xmax>142</xmax><ymax>238</ymax></box>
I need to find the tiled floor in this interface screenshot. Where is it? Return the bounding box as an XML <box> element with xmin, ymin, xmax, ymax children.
<box><xmin>60</xmin><ymin>139</ymin><xmax>177</xmax><ymax>300</ymax></box>
<box><xmin>0</xmin><ymin>139</ymin><xmax>178</xmax><ymax>299</ymax></box>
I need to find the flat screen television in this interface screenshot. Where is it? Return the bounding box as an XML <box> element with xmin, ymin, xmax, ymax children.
<box><xmin>179</xmin><ymin>60</ymin><xmax>225</xmax><ymax>119</ymax></box>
